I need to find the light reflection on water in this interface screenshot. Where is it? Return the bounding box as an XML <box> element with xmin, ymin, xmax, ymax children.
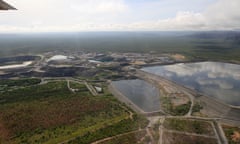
<box><xmin>142</xmin><ymin>62</ymin><xmax>240</xmax><ymax>106</ymax></box>
<box><xmin>112</xmin><ymin>79</ymin><xmax>160</xmax><ymax>112</ymax></box>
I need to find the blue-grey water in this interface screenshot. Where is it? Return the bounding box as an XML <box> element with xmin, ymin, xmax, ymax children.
<box><xmin>112</xmin><ymin>79</ymin><xmax>160</xmax><ymax>112</ymax></box>
<box><xmin>142</xmin><ymin>62</ymin><xmax>240</xmax><ymax>106</ymax></box>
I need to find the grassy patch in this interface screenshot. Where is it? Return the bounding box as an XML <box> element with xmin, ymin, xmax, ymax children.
<box><xmin>163</xmin><ymin>118</ymin><xmax>215</xmax><ymax>136</ymax></box>
<box><xmin>0</xmin><ymin>81</ymin><xmax>71</xmax><ymax>104</ymax></box>
<box><xmin>0</xmin><ymin>78</ymin><xmax>41</xmax><ymax>92</ymax></box>
<box><xmin>173</xmin><ymin>102</ymin><xmax>191</xmax><ymax>116</ymax></box>
<box><xmin>161</xmin><ymin>97</ymin><xmax>191</xmax><ymax>116</ymax></box>
<box><xmin>192</xmin><ymin>102</ymin><xmax>203</xmax><ymax>114</ymax></box>
<box><xmin>67</xmin><ymin>115</ymin><xmax>148</xmax><ymax>144</ymax></box>
<box><xmin>163</xmin><ymin>131</ymin><xmax>218</xmax><ymax>144</ymax></box>
<box><xmin>69</xmin><ymin>81</ymin><xmax>89</xmax><ymax>92</ymax></box>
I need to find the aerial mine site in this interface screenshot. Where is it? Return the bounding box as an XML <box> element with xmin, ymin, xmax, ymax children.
<box><xmin>0</xmin><ymin>47</ymin><xmax>239</xmax><ymax>143</ymax></box>
<box><xmin>1</xmin><ymin>0</ymin><xmax>240</xmax><ymax>143</ymax></box>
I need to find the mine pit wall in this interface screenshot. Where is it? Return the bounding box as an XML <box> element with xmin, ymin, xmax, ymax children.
<box><xmin>135</xmin><ymin>69</ymin><xmax>240</xmax><ymax>126</ymax></box>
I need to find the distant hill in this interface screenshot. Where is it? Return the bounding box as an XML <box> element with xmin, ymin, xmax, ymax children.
<box><xmin>0</xmin><ymin>31</ymin><xmax>239</xmax><ymax>61</ymax></box>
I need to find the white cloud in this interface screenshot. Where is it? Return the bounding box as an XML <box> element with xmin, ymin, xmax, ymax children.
<box><xmin>202</xmin><ymin>0</ymin><xmax>240</xmax><ymax>30</ymax></box>
<box><xmin>123</xmin><ymin>0</ymin><xmax>240</xmax><ymax>31</ymax></box>
<box><xmin>7</xmin><ymin>0</ymin><xmax>127</xmax><ymax>14</ymax></box>
<box><xmin>126</xmin><ymin>11</ymin><xmax>207</xmax><ymax>31</ymax></box>
<box><xmin>69</xmin><ymin>0</ymin><xmax>128</xmax><ymax>14</ymax></box>
<box><xmin>1</xmin><ymin>0</ymin><xmax>240</xmax><ymax>32</ymax></box>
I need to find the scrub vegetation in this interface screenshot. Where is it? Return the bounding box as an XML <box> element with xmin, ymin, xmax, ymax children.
<box><xmin>161</xmin><ymin>97</ymin><xmax>191</xmax><ymax>116</ymax></box>
<box><xmin>0</xmin><ymin>80</ymin><xmax>148</xmax><ymax>144</ymax></box>
<box><xmin>0</xmin><ymin>78</ymin><xmax>41</xmax><ymax>90</ymax></box>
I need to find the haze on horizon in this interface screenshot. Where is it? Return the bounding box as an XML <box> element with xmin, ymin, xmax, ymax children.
<box><xmin>0</xmin><ymin>0</ymin><xmax>240</xmax><ymax>32</ymax></box>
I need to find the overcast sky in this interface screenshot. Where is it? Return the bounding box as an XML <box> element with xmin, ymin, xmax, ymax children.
<box><xmin>0</xmin><ymin>0</ymin><xmax>240</xmax><ymax>32</ymax></box>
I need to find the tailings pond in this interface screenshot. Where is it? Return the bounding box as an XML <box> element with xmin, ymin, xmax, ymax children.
<box><xmin>142</xmin><ymin>62</ymin><xmax>240</xmax><ymax>106</ymax></box>
<box><xmin>112</xmin><ymin>79</ymin><xmax>160</xmax><ymax>112</ymax></box>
